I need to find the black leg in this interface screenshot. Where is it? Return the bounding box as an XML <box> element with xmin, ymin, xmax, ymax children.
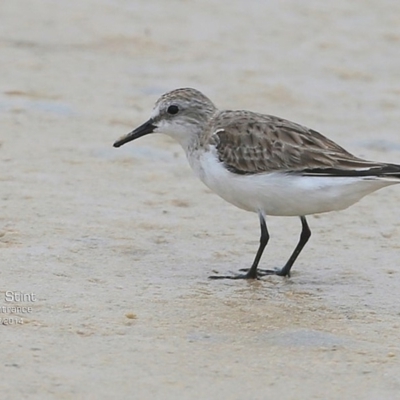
<box><xmin>258</xmin><ymin>216</ymin><xmax>311</xmax><ymax>277</ymax></box>
<box><xmin>209</xmin><ymin>212</ymin><xmax>269</xmax><ymax>280</ymax></box>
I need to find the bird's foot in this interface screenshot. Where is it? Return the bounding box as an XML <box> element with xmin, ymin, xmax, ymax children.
<box><xmin>238</xmin><ymin>267</ymin><xmax>290</xmax><ymax>278</ymax></box>
<box><xmin>208</xmin><ymin>270</ymin><xmax>259</xmax><ymax>280</ymax></box>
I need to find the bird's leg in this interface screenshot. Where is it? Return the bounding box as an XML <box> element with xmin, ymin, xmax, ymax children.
<box><xmin>258</xmin><ymin>216</ymin><xmax>311</xmax><ymax>277</ymax></box>
<box><xmin>209</xmin><ymin>212</ymin><xmax>269</xmax><ymax>280</ymax></box>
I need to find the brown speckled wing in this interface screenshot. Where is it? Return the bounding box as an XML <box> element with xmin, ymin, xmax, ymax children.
<box><xmin>210</xmin><ymin>110</ymin><xmax>389</xmax><ymax>176</ymax></box>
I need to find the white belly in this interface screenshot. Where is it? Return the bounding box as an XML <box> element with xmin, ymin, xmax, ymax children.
<box><xmin>188</xmin><ymin>148</ymin><xmax>398</xmax><ymax>217</ymax></box>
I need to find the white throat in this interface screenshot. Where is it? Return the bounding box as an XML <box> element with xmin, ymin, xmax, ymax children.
<box><xmin>154</xmin><ymin>119</ymin><xmax>202</xmax><ymax>154</ymax></box>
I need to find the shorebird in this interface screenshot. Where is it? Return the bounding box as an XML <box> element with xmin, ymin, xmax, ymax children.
<box><xmin>113</xmin><ymin>88</ymin><xmax>400</xmax><ymax>280</ymax></box>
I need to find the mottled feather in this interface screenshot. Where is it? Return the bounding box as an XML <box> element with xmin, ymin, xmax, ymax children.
<box><xmin>209</xmin><ymin>110</ymin><xmax>398</xmax><ymax>177</ymax></box>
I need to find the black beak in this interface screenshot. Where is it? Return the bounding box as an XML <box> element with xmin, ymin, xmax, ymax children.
<box><xmin>113</xmin><ymin>118</ymin><xmax>156</xmax><ymax>148</ymax></box>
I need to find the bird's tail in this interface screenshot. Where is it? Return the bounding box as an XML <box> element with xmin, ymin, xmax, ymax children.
<box><xmin>371</xmin><ymin>163</ymin><xmax>400</xmax><ymax>180</ymax></box>
<box><xmin>301</xmin><ymin>163</ymin><xmax>400</xmax><ymax>179</ymax></box>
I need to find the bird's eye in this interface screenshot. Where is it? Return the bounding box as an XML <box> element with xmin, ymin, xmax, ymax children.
<box><xmin>167</xmin><ymin>105</ymin><xmax>179</xmax><ymax>115</ymax></box>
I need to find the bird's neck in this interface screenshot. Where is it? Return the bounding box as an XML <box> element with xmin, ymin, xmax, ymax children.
<box><xmin>168</xmin><ymin>125</ymin><xmax>203</xmax><ymax>155</ymax></box>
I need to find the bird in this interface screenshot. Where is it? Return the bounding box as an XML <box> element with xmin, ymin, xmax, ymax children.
<box><xmin>113</xmin><ymin>88</ymin><xmax>400</xmax><ymax>280</ymax></box>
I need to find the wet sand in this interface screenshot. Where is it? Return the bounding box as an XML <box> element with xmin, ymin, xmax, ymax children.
<box><xmin>1</xmin><ymin>1</ymin><xmax>400</xmax><ymax>398</ymax></box>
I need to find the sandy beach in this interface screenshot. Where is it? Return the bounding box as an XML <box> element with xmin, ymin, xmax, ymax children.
<box><xmin>1</xmin><ymin>1</ymin><xmax>400</xmax><ymax>398</ymax></box>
